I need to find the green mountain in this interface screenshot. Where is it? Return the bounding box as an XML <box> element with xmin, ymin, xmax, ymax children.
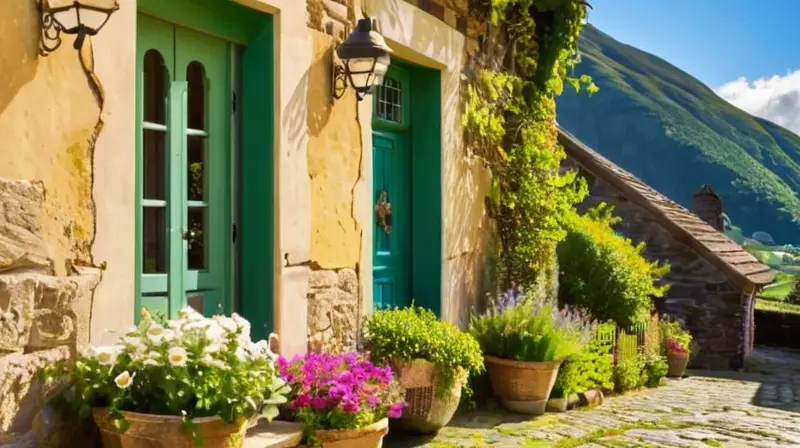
<box><xmin>556</xmin><ymin>25</ymin><xmax>800</xmax><ymax>245</ymax></box>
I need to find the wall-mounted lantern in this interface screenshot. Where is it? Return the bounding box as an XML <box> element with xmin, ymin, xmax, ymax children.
<box><xmin>39</xmin><ymin>0</ymin><xmax>119</xmax><ymax>56</ymax></box>
<box><xmin>332</xmin><ymin>17</ymin><xmax>393</xmax><ymax>101</ymax></box>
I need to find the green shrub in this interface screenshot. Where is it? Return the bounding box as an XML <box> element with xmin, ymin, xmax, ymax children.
<box><xmin>614</xmin><ymin>354</ymin><xmax>646</xmax><ymax>393</ymax></box>
<box><xmin>551</xmin><ymin>323</ymin><xmax>615</xmax><ymax>398</ymax></box>
<box><xmin>363</xmin><ymin>305</ymin><xmax>484</xmax><ymax>396</ymax></box>
<box><xmin>469</xmin><ymin>293</ymin><xmax>590</xmax><ymax>363</ymax></box>
<box><xmin>786</xmin><ymin>282</ymin><xmax>800</xmax><ymax>305</ymax></box>
<box><xmin>558</xmin><ymin>204</ymin><xmax>671</xmax><ymax>328</ymax></box>
<box><xmin>642</xmin><ymin>351</ymin><xmax>668</xmax><ymax>388</ymax></box>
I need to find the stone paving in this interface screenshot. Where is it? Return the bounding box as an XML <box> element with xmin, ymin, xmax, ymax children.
<box><xmin>386</xmin><ymin>347</ymin><xmax>800</xmax><ymax>447</ymax></box>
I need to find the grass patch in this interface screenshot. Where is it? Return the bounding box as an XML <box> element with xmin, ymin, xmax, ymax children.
<box><xmin>755</xmin><ymin>298</ymin><xmax>800</xmax><ymax>315</ymax></box>
<box><xmin>553</xmin><ymin>419</ymin><xmax>703</xmax><ymax>448</ymax></box>
<box><xmin>759</xmin><ymin>282</ymin><xmax>795</xmax><ymax>300</ymax></box>
<box><xmin>702</xmin><ymin>439</ymin><xmax>722</xmax><ymax>447</ymax></box>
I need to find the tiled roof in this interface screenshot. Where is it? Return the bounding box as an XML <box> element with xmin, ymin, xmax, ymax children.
<box><xmin>558</xmin><ymin>127</ymin><xmax>776</xmax><ymax>288</ymax></box>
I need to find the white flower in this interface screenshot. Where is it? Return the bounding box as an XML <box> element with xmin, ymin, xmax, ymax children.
<box><xmin>143</xmin><ymin>358</ymin><xmax>159</xmax><ymax>366</ymax></box>
<box><xmin>205</xmin><ymin>341</ymin><xmax>224</xmax><ymax>354</ymax></box>
<box><xmin>234</xmin><ymin>346</ymin><xmax>248</xmax><ymax>361</ymax></box>
<box><xmin>94</xmin><ymin>346</ymin><xmax>118</xmax><ymax>366</ymax></box>
<box><xmin>114</xmin><ymin>371</ymin><xmax>135</xmax><ymax>389</ymax></box>
<box><xmin>167</xmin><ymin>347</ymin><xmax>188</xmax><ymax>366</ymax></box>
<box><xmin>214</xmin><ymin>315</ymin><xmax>238</xmax><ymax>333</ymax></box>
<box><xmin>200</xmin><ymin>354</ymin><xmax>227</xmax><ymax>370</ymax></box>
<box><xmin>204</xmin><ymin>322</ymin><xmax>225</xmax><ymax>342</ymax></box>
<box><xmin>178</xmin><ymin>307</ymin><xmax>203</xmax><ymax>322</ymax></box>
<box><xmin>232</xmin><ymin>313</ymin><xmax>251</xmax><ymax>339</ymax></box>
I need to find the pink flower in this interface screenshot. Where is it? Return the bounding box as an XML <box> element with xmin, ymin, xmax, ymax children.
<box><xmin>388</xmin><ymin>402</ymin><xmax>405</xmax><ymax>419</ymax></box>
<box><xmin>366</xmin><ymin>394</ymin><xmax>379</xmax><ymax>408</ymax></box>
<box><xmin>342</xmin><ymin>397</ymin><xmax>360</xmax><ymax>414</ymax></box>
<box><xmin>292</xmin><ymin>393</ymin><xmax>311</xmax><ymax>409</ymax></box>
<box><xmin>312</xmin><ymin>396</ymin><xmax>328</xmax><ymax>410</ymax></box>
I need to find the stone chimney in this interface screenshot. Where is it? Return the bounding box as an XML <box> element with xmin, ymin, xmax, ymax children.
<box><xmin>693</xmin><ymin>184</ymin><xmax>724</xmax><ymax>231</ymax></box>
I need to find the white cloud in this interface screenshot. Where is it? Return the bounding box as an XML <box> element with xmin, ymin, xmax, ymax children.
<box><xmin>716</xmin><ymin>70</ymin><xmax>800</xmax><ymax>135</ymax></box>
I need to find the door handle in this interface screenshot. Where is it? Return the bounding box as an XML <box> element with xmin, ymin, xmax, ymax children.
<box><xmin>375</xmin><ymin>190</ymin><xmax>392</xmax><ymax>234</ymax></box>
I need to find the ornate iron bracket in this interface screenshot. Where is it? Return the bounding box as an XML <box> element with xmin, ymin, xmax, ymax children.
<box><xmin>40</xmin><ymin>11</ymin><xmax>63</xmax><ymax>56</ymax></box>
<box><xmin>375</xmin><ymin>190</ymin><xmax>392</xmax><ymax>234</ymax></box>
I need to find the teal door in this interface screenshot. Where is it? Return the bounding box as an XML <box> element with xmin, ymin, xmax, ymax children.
<box><xmin>136</xmin><ymin>15</ymin><xmax>233</xmax><ymax>319</ymax></box>
<box><xmin>372</xmin><ymin>68</ymin><xmax>412</xmax><ymax>309</ymax></box>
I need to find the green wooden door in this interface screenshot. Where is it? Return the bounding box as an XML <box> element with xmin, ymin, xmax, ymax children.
<box><xmin>372</xmin><ymin>67</ymin><xmax>412</xmax><ymax>309</ymax></box>
<box><xmin>137</xmin><ymin>15</ymin><xmax>232</xmax><ymax>319</ymax></box>
<box><xmin>372</xmin><ymin>132</ymin><xmax>411</xmax><ymax>309</ymax></box>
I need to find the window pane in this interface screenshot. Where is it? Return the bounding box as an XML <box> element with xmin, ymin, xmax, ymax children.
<box><xmin>187</xmin><ymin>135</ymin><xmax>205</xmax><ymax>201</ymax></box>
<box><xmin>143</xmin><ymin>50</ymin><xmax>168</xmax><ymax>125</ymax></box>
<box><xmin>187</xmin><ymin>207</ymin><xmax>206</xmax><ymax>270</ymax></box>
<box><xmin>187</xmin><ymin>293</ymin><xmax>204</xmax><ymax>315</ymax></box>
<box><xmin>187</xmin><ymin>62</ymin><xmax>206</xmax><ymax>131</ymax></box>
<box><xmin>143</xmin><ymin>207</ymin><xmax>166</xmax><ymax>273</ymax></box>
<box><xmin>143</xmin><ymin>130</ymin><xmax>166</xmax><ymax>200</ymax></box>
<box><xmin>375</xmin><ymin>77</ymin><xmax>402</xmax><ymax>123</ymax></box>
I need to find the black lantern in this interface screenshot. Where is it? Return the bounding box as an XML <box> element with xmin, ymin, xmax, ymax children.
<box><xmin>39</xmin><ymin>0</ymin><xmax>119</xmax><ymax>56</ymax></box>
<box><xmin>332</xmin><ymin>17</ymin><xmax>393</xmax><ymax>101</ymax></box>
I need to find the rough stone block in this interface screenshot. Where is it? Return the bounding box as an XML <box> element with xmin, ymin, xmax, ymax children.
<box><xmin>0</xmin><ymin>276</ymin><xmax>34</xmax><ymax>353</ymax></box>
<box><xmin>0</xmin><ymin>347</ymin><xmax>71</xmax><ymax>434</ymax></box>
<box><xmin>0</xmin><ymin>179</ymin><xmax>52</xmax><ymax>274</ymax></box>
<box><xmin>308</xmin><ymin>270</ymin><xmax>338</xmax><ymax>290</ymax></box>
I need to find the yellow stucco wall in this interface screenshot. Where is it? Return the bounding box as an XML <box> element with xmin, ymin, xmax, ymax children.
<box><xmin>0</xmin><ymin>0</ymin><xmax>100</xmax><ymax>277</ymax></box>
<box><xmin>307</xmin><ymin>30</ymin><xmax>364</xmax><ymax>270</ymax></box>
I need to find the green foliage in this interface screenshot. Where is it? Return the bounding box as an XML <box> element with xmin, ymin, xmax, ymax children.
<box><xmin>462</xmin><ymin>0</ymin><xmax>595</xmax><ymax>288</ymax></box>
<box><xmin>363</xmin><ymin>306</ymin><xmax>484</xmax><ymax>397</ymax></box>
<box><xmin>786</xmin><ymin>282</ymin><xmax>800</xmax><ymax>305</ymax></box>
<box><xmin>659</xmin><ymin>317</ymin><xmax>693</xmax><ymax>353</ymax></box>
<box><xmin>469</xmin><ymin>294</ymin><xmax>590</xmax><ymax>363</ymax></box>
<box><xmin>40</xmin><ymin>308</ymin><xmax>290</xmax><ymax>440</ymax></box>
<box><xmin>557</xmin><ymin>204</ymin><xmax>671</xmax><ymax>327</ymax></box>
<box><xmin>557</xmin><ymin>24</ymin><xmax>800</xmax><ymax>245</ymax></box>
<box><xmin>614</xmin><ymin>354</ymin><xmax>646</xmax><ymax>393</ymax></box>
<box><xmin>551</xmin><ymin>323</ymin><xmax>615</xmax><ymax>398</ymax></box>
<box><xmin>642</xmin><ymin>351</ymin><xmax>668</xmax><ymax>388</ymax></box>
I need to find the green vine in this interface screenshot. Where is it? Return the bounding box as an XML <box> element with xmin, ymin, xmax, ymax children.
<box><xmin>462</xmin><ymin>0</ymin><xmax>597</xmax><ymax>287</ymax></box>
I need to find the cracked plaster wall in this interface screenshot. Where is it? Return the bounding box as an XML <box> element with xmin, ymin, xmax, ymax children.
<box><xmin>0</xmin><ymin>0</ymin><xmax>132</xmax><ymax>444</ymax></box>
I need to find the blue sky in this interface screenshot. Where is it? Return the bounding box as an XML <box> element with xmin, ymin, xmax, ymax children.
<box><xmin>587</xmin><ymin>0</ymin><xmax>799</xmax><ymax>87</ymax></box>
<box><xmin>586</xmin><ymin>1</ymin><xmax>800</xmax><ymax>134</ymax></box>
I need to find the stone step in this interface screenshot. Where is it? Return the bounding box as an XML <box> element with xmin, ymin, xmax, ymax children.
<box><xmin>244</xmin><ymin>420</ymin><xmax>303</xmax><ymax>448</ymax></box>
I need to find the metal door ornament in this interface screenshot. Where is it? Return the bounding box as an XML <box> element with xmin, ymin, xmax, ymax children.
<box><xmin>375</xmin><ymin>190</ymin><xmax>392</xmax><ymax>234</ymax></box>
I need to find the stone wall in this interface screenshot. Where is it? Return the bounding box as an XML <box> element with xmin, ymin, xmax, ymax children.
<box><xmin>307</xmin><ymin>269</ymin><xmax>360</xmax><ymax>352</ymax></box>
<box><xmin>568</xmin><ymin>158</ymin><xmax>748</xmax><ymax>369</ymax></box>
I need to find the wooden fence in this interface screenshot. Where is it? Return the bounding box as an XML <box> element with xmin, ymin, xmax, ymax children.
<box><xmin>596</xmin><ymin>314</ymin><xmax>663</xmax><ymax>365</ymax></box>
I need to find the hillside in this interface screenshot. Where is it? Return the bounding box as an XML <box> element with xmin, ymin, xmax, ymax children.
<box><xmin>556</xmin><ymin>25</ymin><xmax>800</xmax><ymax>245</ymax></box>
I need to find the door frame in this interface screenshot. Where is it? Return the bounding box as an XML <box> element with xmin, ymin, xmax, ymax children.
<box><xmin>370</xmin><ymin>59</ymin><xmax>442</xmax><ymax>316</ymax></box>
<box><xmin>134</xmin><ymin>0</ymin><xmax>275</xmax><ymax>340</ymax></box>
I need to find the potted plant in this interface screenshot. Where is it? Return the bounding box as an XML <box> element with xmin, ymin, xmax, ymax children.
<box><xmin>660</xmin><ymin>318</ymin><xmax>693</xmax><ymax>378</ymax></box>
<box><xmin>469</xmin><ymin>289</ymin><xmax>591</xmax><ymax>415</ymax></box>
<box><xmin>548</xmin><ymin>323</ymin><xmax>614</xmax><ymax>411</ymax></box>
<box><xmin>277</xmin><ymin>352</ymin><xmax>405</xmax><ymax>448</ymax></box>
<box><xmin>362</xmin><ymin>305</ymin><xmax>484</xmax><ymax>433</ymax></box>
<box><xmin>41</xmin><ymin>307</ymin><xmax>291</xmax><ymax>447</ymax></box>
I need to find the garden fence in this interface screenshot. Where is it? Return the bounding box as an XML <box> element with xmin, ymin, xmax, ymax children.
<box><xmin>599</xmin><ymin>314</ymin><xmax>662</xmax><ymax>365</ymax></box>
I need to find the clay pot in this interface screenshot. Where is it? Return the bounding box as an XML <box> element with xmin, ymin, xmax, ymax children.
<box><xmin>390</xmin><ymin>359</ymin><xmax>465</xmax><ymax>434</ymax></box>
<box><xmin>93</xmin><ymin>408</ymin><xmax>247</xmax><ymax>448</ymax></box>
<box><xmin>313</xmin><ymin>418</ymin><xmax>389</xmax><ymax>448</ymax></box>
<box><xmin>484</xmin><ymin>355</ymin><xmax>561</xmax><ymax>415</ymax></box>
<box><xmin>667</xmin><ymin>352</ymin><xmax>689</xmax><ymax>378</ymax></box>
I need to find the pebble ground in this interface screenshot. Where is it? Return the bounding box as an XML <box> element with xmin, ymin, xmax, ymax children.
<box><xmin>386</xmin><ymin>347</ymin><xmax>800</xmax><ymax>448</ymax></box>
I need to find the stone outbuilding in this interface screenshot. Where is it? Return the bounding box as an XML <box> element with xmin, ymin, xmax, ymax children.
<box><xmin>559</xmin><ymin>127</ymin><xmax>775</xmax><ymax>369</ymax></box>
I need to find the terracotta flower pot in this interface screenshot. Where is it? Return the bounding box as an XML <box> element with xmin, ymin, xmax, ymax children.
<box><xmin>390</xmin><ymin>359</ymin><xmax>464</xmax><ymax>434</ymax></box>
<box><xmin>484</xmin><ymin>355</ymin><xmax>561</xmax><ymax>415</ymax></box>
<box><xmin>667</xmin><ymin>352</ymin><xmax>689</xmax><ymax>378</ymax></box>
<box><xmin>93</xmin><ymin>408</ymin><xmax>247</xmax><ymax>448</ymax></box>
<box><xmin>313</xmin><ymin>418</ymin><xmax>389</xmax><ymax>448</ymax></box>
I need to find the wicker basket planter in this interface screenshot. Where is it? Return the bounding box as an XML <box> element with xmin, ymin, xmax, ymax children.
<box><xmin>313</xmin><ymin>418</ymin><xmax>389</xmax><ymax>448</ymax></box>
<box><xmin>484</xmin><ymin>355</ymin><xmax>561</xmax><ymax>415</ymax></box>
<box><xmin>667</xmin><ymin>351</ymin><xmax>689</xmax><ymax>378</ymax></box>
<box><xmin>93</xmin><ymin>408</ymin><xmax>248</xmax><ymax>448</ymax></box>
<box><xmin>390</xmin><ymin>359</ymin><xmax>465</xmax><ymax>434</ymax></box>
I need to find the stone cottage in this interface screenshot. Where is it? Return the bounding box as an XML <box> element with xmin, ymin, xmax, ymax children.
<box><xmin>558</xmin><ymin>127</ymin><xmax>775</xmax><ymax>370</ymax></box>
<box><xmin>1</xmin><ymin>0</ymin><xmax>493</xmax><ymax>442</ymax></box>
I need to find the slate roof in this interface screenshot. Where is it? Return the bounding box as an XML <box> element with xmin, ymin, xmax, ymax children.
<box><xmin>558</xmin><ymin>127</ymin><xmax>776</xmax><ymax>288</ymax></box>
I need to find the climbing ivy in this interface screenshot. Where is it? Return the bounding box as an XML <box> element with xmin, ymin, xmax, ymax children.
<box><xmin>462</xmin><ymin>0</ymin><xmax>597</xmax><ymax>287</ymax></box>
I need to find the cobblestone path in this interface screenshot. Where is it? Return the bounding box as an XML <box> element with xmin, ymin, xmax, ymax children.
<box><xmin>386</xmin><ymin>347</ymin><xmax>800</xmax><ymax>447</ymax></box>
